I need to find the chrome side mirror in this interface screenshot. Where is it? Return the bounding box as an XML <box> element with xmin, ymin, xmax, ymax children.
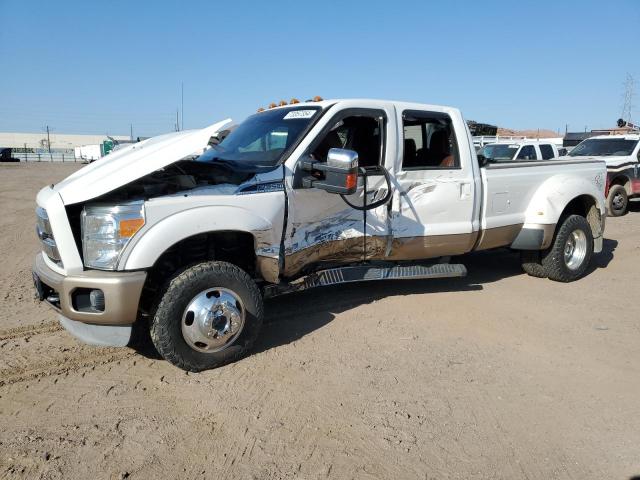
<box><xmin>301</xmin><ymin>148</ymin><xmax>359</xmax><ymax>195</ymax></box>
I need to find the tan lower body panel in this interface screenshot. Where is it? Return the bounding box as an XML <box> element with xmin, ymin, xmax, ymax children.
<box><xmin>474</xmin><ymin>224</ymin><xmax>524</xmax><ymax>251</ymax></box>
<box><xmin>33</xmin><ymin>253</ymin><xmax>146</xmax><ymax>325</ymax></box>
<box><xmin>386</xmin><ymin>232</ymin><xmax>479</xmax><ymax>261</ymax></box>
<box><xmin>283</xmin><ymin>236</ymin><xmax>388</xmax><ymax>278</ymax></box>
<box><xmin>282</xmin><ymin>225</ymin><xmax>527</xmax><ymax>278</ymax></box>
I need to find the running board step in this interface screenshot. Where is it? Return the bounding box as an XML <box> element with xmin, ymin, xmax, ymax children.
<box><xmin>264</xmin><ymin>263</ymin><xmax>467</xmax><ymax>298</ymax></box>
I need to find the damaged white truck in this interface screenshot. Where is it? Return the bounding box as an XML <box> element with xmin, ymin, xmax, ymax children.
<box><xmin>33</xmin><ymin>99</ymin><xmax>607</xmax><ymax>371</ymax></box>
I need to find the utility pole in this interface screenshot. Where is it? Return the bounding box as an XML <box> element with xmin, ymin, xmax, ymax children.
<box><xmin>621</xmin><ymin>73</ymin><xmax>635</xmax><ymax>123</ymax></box>
<box><xmin>46</xmin><ymin>125</ymin><xmax>52</xmax><ymax>161</ymax></box>
<box><xmin>130</xmin><ymin>124</ymin><xmax>133</xmax><ymax>141</ymax></box>
<box><xmin>181</xmin><ymin>82</ymin><xmax>184</xmax><ymax>131</ymax></box>
<box><xmin>176</xmin><ymin>109</ymin><xmax>180</xmax><ymax>131</ymax></box>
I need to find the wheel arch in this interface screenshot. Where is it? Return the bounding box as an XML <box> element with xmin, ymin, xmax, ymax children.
<box><xmin>119</xmin><ymin>205</ymin><xmax>280</xmax><ymax>281</ymax></box>
<box><xmin>608</xmin><ymin>173</ymin><xmax>632</xmax><ymax>194</ymax></box>
<box><xmin>524</xmin><ymin>173</ymin><xmax>605</xmax><ymax>226</ymax></box>
<box><xmin>516</xmin><ymin>175</ymin><xmax>605</xmax><ymax>252</ymax></box>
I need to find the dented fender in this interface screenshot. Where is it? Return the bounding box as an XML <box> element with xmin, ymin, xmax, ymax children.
<box><xmin>522</xmin><ymin>173</ymin><xmax>605</xmax><ymax>226</ymax></box>
<box><xmin>513</xmin><ymin>172</ymin><xmax>606</xmax><ymax>250</ymax></box>
<box><xmin>119</xmin><ymin>204</ymin><xmax>281</xmax><ymax>280</ymax></box>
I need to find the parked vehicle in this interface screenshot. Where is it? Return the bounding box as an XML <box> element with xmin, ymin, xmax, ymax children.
<box><xmin>567</xmin><ymin>134</ymin><xmax>640</xmax><ymax>216</ymax></box>
<box><xmin>32</xmin><ymin>99</ymin><xmax>607</xmax><ymax>371</ymax></box>
<box><xmin>478</xmin><ymin>140</ymin><xmax>559</xmax><ymax>162</ymax></box>
<box><xmin>0</xmin><ymin>147</ymin><xmax>20</xmax><ymax>162</ymax></box>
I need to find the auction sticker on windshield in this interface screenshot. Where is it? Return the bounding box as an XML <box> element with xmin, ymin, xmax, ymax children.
<box><xmin>283</xmin><ymin>110</ymin><xmax>316</xmax><ymax>120</ymax></box>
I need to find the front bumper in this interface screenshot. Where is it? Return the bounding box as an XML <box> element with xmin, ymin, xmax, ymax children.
<box><xmin>33</xmin><ymin>252</ymin><xmax>146</xmax><ymax>326</ymax></box>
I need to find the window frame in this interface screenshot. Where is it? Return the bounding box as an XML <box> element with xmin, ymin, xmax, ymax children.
<box><xmin>400</xmin><ymin>110</ymin><xmax>461</xmax><ymax>171</ymax></box>
<box><xmin>516</xmin><ymin>144</ymin><xmax>537</xmax><ymax>160</ymax></box>
<box><xmin>303</xmin><ymin>107</ymin><xmax>387</xmax><ymax>171</ymax></box>
<box><xmin>539</xmin><ymin>144</ymin><xmax>555</xmax><ymax>160</ymax></box>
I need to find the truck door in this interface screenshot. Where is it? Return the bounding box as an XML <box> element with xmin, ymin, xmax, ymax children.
<box><xmin>388</xmin><ymin>109</ymin><xmax>478</xmax><ymax>260</ymax></box>
<box><xmin>283</xmin><ymin>106</ymin><xmax>394</xmax><ymax>278</ymax></box>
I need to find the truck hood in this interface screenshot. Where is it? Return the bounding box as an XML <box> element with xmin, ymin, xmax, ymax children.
<box><xmin>563</xmin><ymin>155</ymin><xmax>632</xmax><ymax>167</ymax></box>
<box><xmin>53</xmin><ymin>119</ymin><xmax>233</xmax><ymax>205</ymax></box>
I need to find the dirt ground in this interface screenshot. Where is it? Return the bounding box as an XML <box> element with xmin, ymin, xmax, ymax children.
<box><xmin>1</xmin><ymin>162</ymin><xmax>639</xmax><ymax>480</ymax></box>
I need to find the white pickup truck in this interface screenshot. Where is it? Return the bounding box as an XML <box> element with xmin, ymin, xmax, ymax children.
<box><xmin>565</xmin><ymin>134</ymin><xmax>640</xmax><ymax>216</ymax></box>
<box><xmin>478</xmin><ymin>140</ymin><xmax>560</xmax><ymax>162</ymax></box>
<box><xmin>33</xmin><ymin>99</ymin><xmax>607</xmax><ymax>371</ymax></box>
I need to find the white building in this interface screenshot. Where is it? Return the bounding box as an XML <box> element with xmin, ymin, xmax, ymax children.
<box><xmin>0</xmin><ymin>131</ymin><xmax>129</xmax><ymax>152</ymax></box>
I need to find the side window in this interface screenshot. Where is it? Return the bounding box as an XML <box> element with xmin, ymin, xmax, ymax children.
<box><xmin>517</xmin><ymin>145</ymin><xmax>536</xmax><ymax>160</ymax></box>
<box><xmin>402</xmin><ymin>112</ymin><xmax>459</xmax><ymax>169</ymax></box>
<box><xmin>311</xmin><ymin>115</ymin><xmax>382</xmax><ymax>168</ymax></box>
<box><xmin>539</xmin><ymin>144</ymin><xmax>555</xmax><ymax>160</ymax></box>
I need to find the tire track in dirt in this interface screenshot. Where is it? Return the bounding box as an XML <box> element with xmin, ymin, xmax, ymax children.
<box><xmin>0</xmin><ymin>348</ymin><xmax>134</xmax><ymax>387</ymax></box>
<box><xmin>0</xmin><ymin>320</ymin><xmax>62</xmax><ymax>341</ymax></box>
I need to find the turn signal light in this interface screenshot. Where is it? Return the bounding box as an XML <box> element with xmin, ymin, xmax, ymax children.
<box><xmin>345</xmin><ymin>172</ymin><xmax>357</xmax><ymax>191</ymax></box>
<box><xmin>257</xmin><ymin>107</ymin><xmax>265</xmax><ymax>113</ymax></box>
<box><xmin>268</xmin><ymin>103</ymin><xmax>277</xmax><ymax>109</ymax></box>
<box><xmin>278</xmin><ymin>100</ymin><xmax>288</xmax><ymax>106</ymax></box>
<box><xmin>119</xmin><ymin>218</ymin><xmax>145</xmax><ymax>237</ymax></box>
<box><xmin>290</xmin><ymin>98</ymin><xmax>300</xmax><ymax>104</ymax></box>
<box><xmin>313</xmin><ymin>96</ymin><xmax>323</xmax><ymax>102</ymax></box>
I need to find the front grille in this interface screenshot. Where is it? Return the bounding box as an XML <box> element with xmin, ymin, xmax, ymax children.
<box><xmin>36</xmin><ymin>207</ymin><xmax>62</xmax><ymax>266</ymax></box>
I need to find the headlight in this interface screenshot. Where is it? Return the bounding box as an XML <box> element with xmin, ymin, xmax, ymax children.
<box><xmin>81</xmin><ymin>202</ymin><xmax>145</xmax><ymax>270</ymax></box>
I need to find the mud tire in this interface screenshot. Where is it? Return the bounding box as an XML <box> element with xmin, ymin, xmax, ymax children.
<box><xmin>150</xmin><ymin>261</ymin><xmax>263</xmax><ymax>372</ymax></box>
<box><xmin>520</xmin><ymin>250</ymin><xmax>547</xmax><ymax>278</ymax></box>
<box><xmin>541</xmin><ymin>215</ymin><xmax>593</xmax><ymax>283</ymax></box>
<box><xmin>607</xmin><ymin>184</ymin><xmax>628</xmax><ymax>217</ymax></box>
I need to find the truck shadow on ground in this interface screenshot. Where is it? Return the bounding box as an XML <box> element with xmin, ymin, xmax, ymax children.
<box><xmin>131</xmin><ymin>240</ymin><xmax>618</xmax><ymax>361</ymax></box>
<box><xmin>586</xmin><ymin>238</ymin><xmax>617</xmax><ymax>274</ymax></box>
<box><xmin>253</xmin><ymin>239</ymin><xmax>618</xmax><ymax>356</ymax></box>
<box><xmin>628</xmin><ymin>199</ymin><xmax>640</xmax><ymax>213</ymax></box>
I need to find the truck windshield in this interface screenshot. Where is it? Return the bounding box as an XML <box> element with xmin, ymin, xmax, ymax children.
<box><xmin>569</xmin><ymin>138</ymin><xmax>638</xmax><ymax>157</ymax></box>
<box><xmin>479</xmin><ymin>144</ymin><xmax>518</xmax><ymax>161</ymax></box>
<box><xmin>198</xmin><ymin>106</ymin><xmax>321</xmax><ymax>171</ymax></box>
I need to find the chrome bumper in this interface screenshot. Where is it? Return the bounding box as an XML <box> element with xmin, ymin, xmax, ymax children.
<box><xmin>33</xmin><ymin>253</ymin><xmax>146</xmax><ymax>326</ymax></box>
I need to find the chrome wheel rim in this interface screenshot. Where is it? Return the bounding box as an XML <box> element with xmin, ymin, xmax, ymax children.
<box><xmin>181</xmin><ymin>287</ymin><xmax>245</xmax><ymax>353</ymax></box>
<box><xmin>563</xmin><ymin>230</ymin><xmax>587</xmax><ymax>271</ymax></box>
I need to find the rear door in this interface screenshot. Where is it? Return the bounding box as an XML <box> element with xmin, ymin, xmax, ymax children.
<box><xmin>388</xmin><ymin>109</ymin><xmax>478</xmax><ymax>260</ymax></box>
<box><xmin>516</xmin><ymin>144</ymin><xmax>537</xmax><ymax>160</ymax></box>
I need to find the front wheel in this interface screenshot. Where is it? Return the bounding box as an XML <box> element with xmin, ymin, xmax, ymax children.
<box><xmin>150</xmin><ymin>261</ymin><xmax>263</xmax><ymax>372</ymax></box>
<box><xmin>541</xmin><ymin>215</ymin><xmax>593</xmax><ymax>282</ymax></box>
<box><xmin>607</xmin><ymin>184</ymin><xmax>628</xmax><ymax>217</ymax></box>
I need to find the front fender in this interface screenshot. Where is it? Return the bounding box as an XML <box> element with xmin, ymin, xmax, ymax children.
<box><xmin>119</xmin><ymin>205</ymin><xmax>277</xmax><ymax>271</ymax></box>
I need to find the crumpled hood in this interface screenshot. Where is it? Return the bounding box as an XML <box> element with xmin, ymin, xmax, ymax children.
<box><xmin>53</xmin><ymin>119</ymin><xmax>233</xmax><ymax>205</ymax></box>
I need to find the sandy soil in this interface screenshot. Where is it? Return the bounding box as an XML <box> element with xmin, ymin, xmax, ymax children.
<box><xmin>1</xmin><ymin>162</ymin><xmax>639</xmax><ymax>480</ymax></box>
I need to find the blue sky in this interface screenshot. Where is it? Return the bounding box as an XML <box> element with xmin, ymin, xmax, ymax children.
<box><xmin>1</xmin><ymin>0</ymin><xmax>639</xmax><ymax>136</ymax></box>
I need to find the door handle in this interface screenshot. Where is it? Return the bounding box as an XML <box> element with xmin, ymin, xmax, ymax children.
<box><xmin>460</xmin><ymin>182</ymin><xmax>471</xmax><ymax>199</ymax></box>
